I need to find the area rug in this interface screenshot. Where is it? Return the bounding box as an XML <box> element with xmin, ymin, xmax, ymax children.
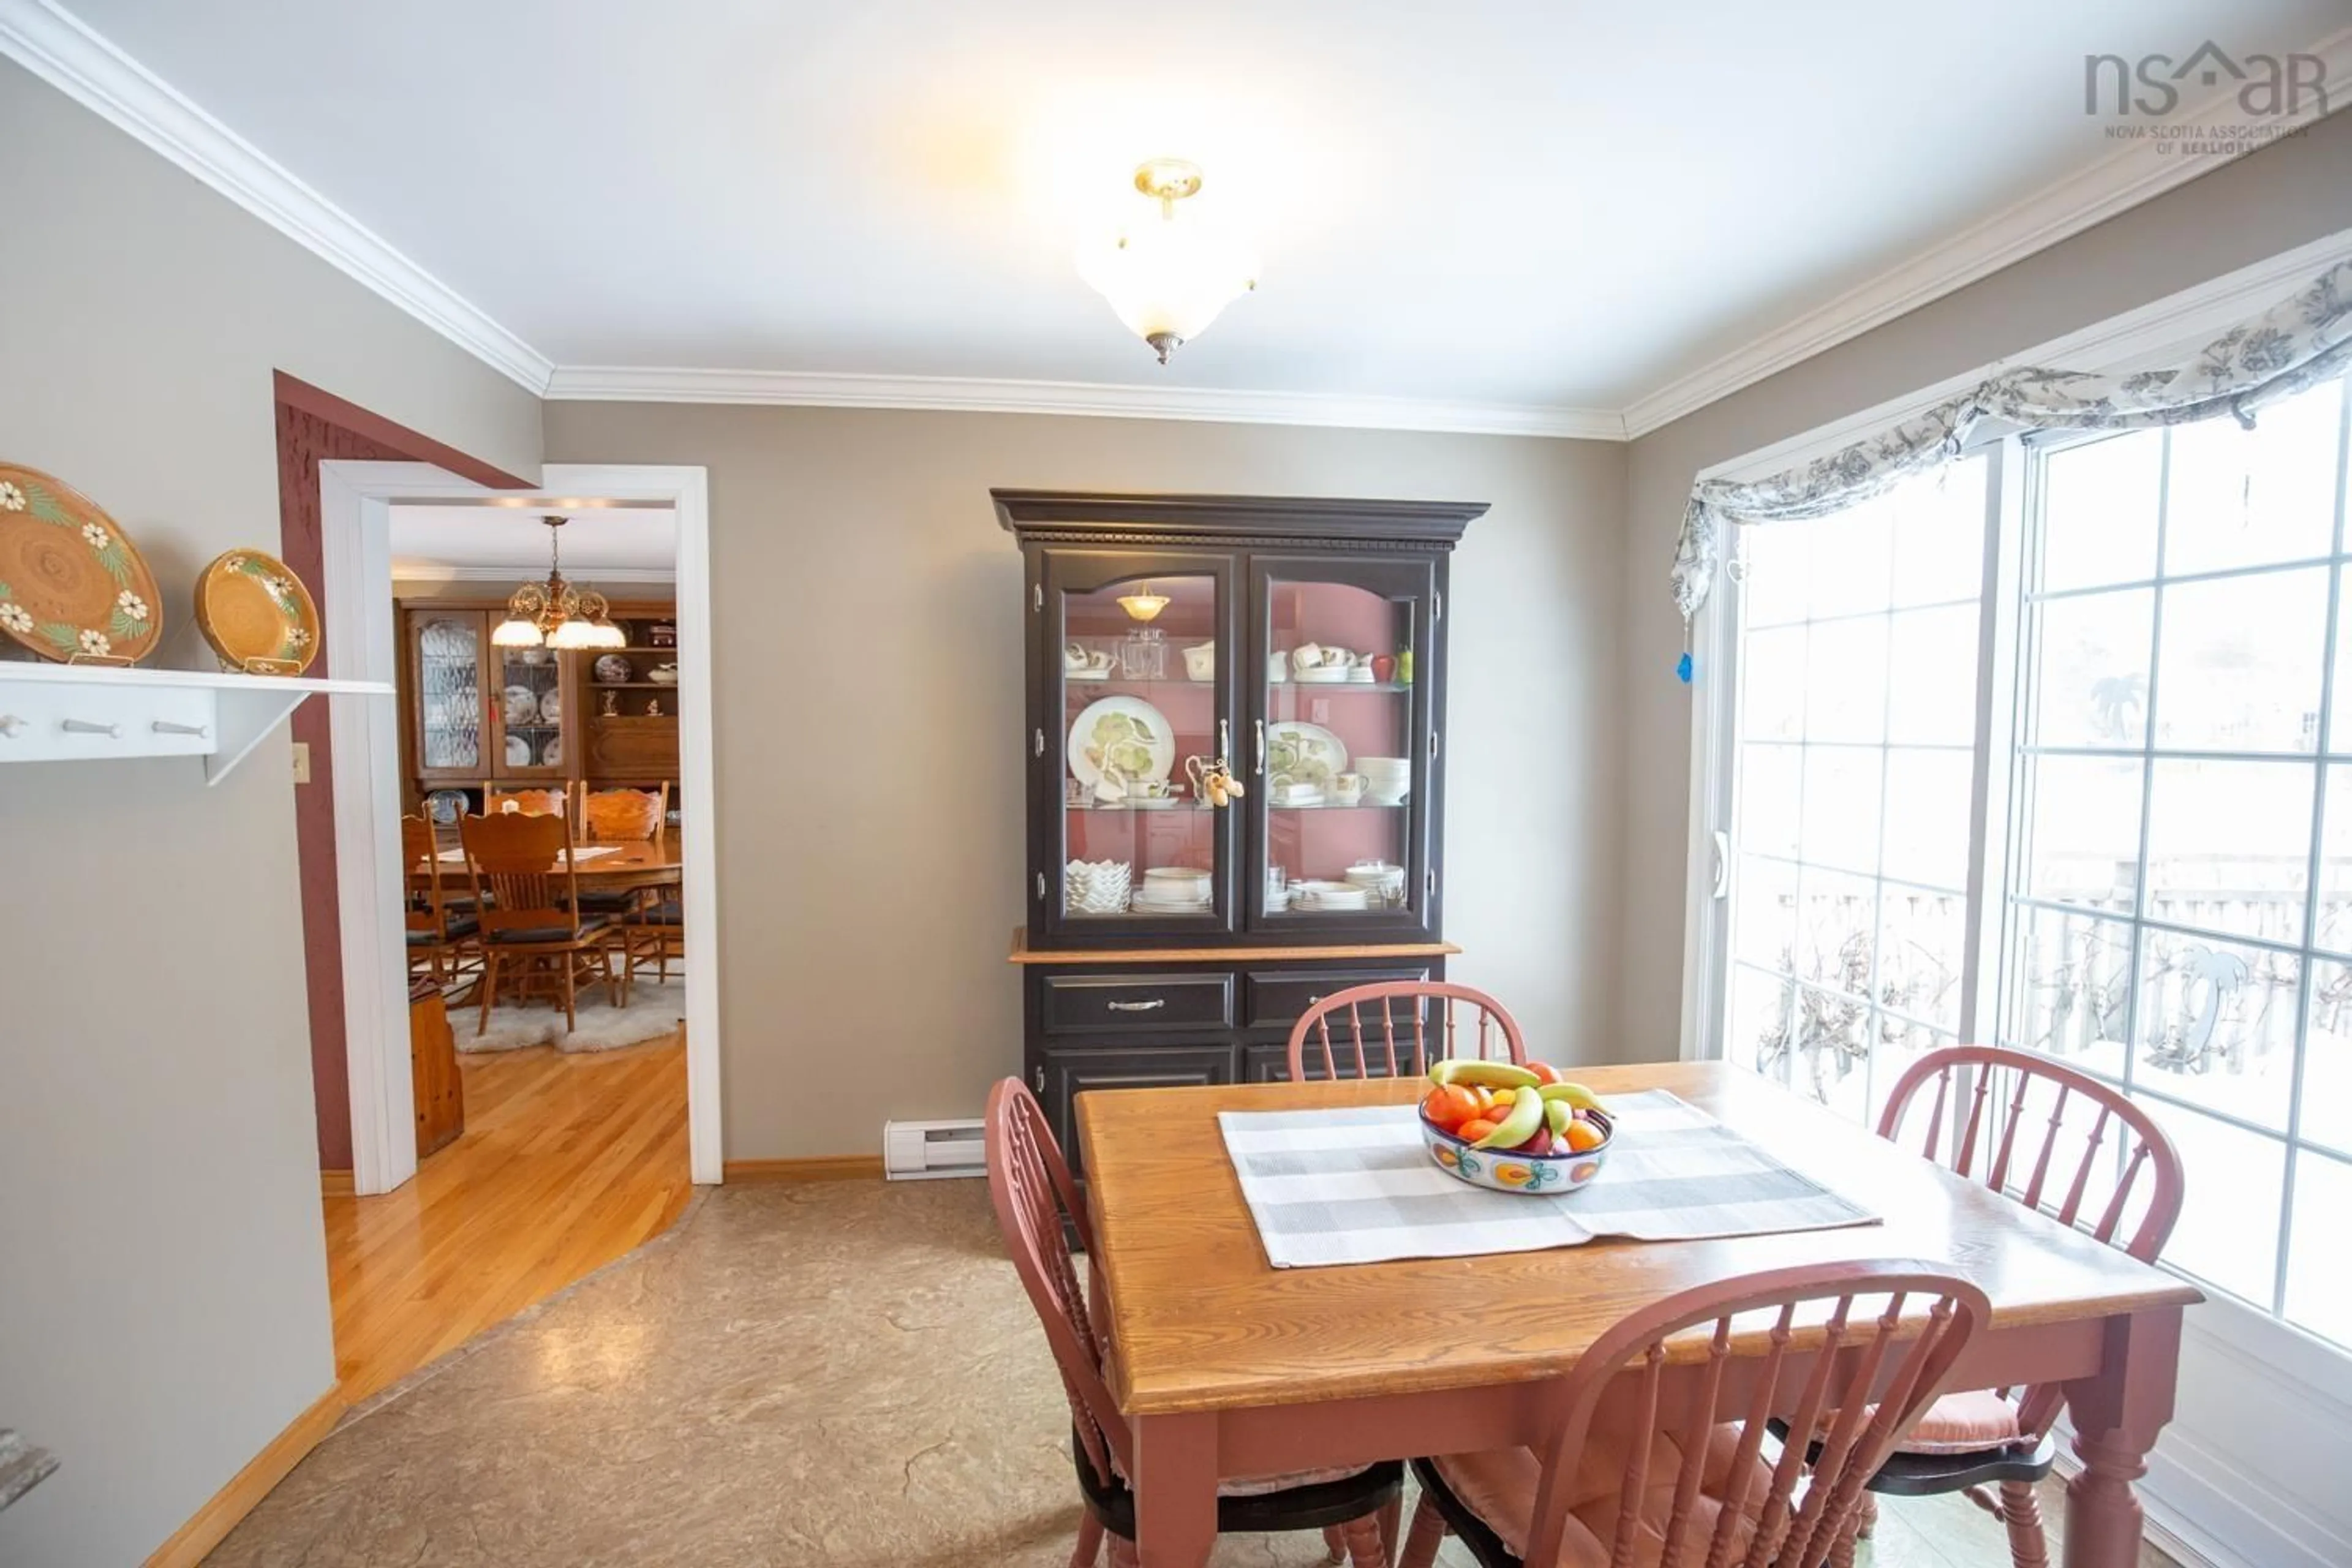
<box><xmin>454</xmin><ymin>976</ymin><xmax>684</xmax><ymax>1054</ymax></box>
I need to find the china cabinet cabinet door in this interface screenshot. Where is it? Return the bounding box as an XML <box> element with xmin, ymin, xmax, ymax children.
<box><xmin>410</xmin><ymin>611</ymin><xmax>489</xmax><ymax>781</ymax></box>
<box><xmin>1035</xmin><ymin>550</ymin><xmax>1240</xmax><ymax>943</ymax></box>
<box><xmin>489</xmin><ymin>641</ymin><xmax>570</xmax><ymax>780</ymax></box>
<box><xmin>1246</xmin><ymin>556</ymin><xmax>1441</xmax><ymax>938</ymax></box>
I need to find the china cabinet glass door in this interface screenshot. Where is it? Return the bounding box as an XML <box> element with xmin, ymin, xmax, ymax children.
<box><xmin>1248</xmin><ymin>557</ymin><xmax>1438</xmax><ymax>936</ymax></box>
<box><xmin>1042</xmin><ymin>552</ymin><xmax>1237</xmax><ymax>937</ymax></box>
<box><xmin>412</xmin><ymin>611</ymin><xmax>487</xmax><ymax>778</ymax></box>
<box><xmin>492</xmin><ymin>644</ymin><xmax>568</xmax><ymax>778</ymax></box>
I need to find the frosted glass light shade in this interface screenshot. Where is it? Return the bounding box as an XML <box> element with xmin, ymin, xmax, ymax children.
<box><xmin>1077</xmin><ymin>209</ymin><xmax>1257</xmax><ymax>361</ymax></box>
<box><xmin>491</xmin><ymin>616</ymin><xmax>543</xmax><ymax>647</ymax></box>
<box><xmin>546</xmin><ymin>617</ymin><xmax>603</xmax><ymax>650</ymax></box>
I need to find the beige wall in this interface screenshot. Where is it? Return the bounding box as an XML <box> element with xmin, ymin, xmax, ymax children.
<box><xmin>1616</xmin><ymin>107</ymin><xmax>2352</xmax><ymax>1060</ymax></box>
<box><xmin>543</xmin><ymin>403</ymin><xmax>1626</xmax><ymax>1158</ymax></box>
<box><xmin>0</xmin><ymin>59</ymin><xmax>541</xmax><ymax>1566</ymax></box>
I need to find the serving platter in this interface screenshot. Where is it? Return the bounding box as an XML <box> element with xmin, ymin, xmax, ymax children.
<box><xmin>195</xmin><ymin>548</ymin><xmax>320</xmax><ymax>674</ymax></box>
<box><xmin>1265</xmin><ymin>720</ymin><xmax>1347</xmax><ymax>790</ymax></box>
<box><xmin>0</xmin><ymin>464</ymin><xmax>164</xmax><ymax>665</ymax></box>
<box><xmin>1067</xmin><ymin>695</ymin><xmax>1175</xmax><ymax>786</ymax></box>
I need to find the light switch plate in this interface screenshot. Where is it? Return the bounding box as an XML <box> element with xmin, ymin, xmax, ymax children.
<box><xmin>292</xmin><ymin>741</ymin><xmax>311</xmax><ymax>783</ymax></box>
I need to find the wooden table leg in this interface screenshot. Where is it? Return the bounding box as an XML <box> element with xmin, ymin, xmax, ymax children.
<box><xmin>1131</xmin><ymin>1409</ymin><xmax>1218</xmax><ymax>1568</ymax></box>
<box><xmin>2060</xmin><ymin>1306</ymin><xmax>2184</xmax><ymax>1568</ymax></box>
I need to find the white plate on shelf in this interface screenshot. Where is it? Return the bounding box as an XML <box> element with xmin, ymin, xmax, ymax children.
<box><xmin>1295</xmin><ymin>666</ymin><xmax>1354</xmax><ymax>684</ymax></box>
<box><xmin>1068</xmin><ymin>695</ymin><xmax>1176</xmax><ymax>788</ymax></box>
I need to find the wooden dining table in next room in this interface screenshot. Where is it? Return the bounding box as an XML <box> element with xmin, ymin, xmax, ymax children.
<box><xmin>1077</xmin><ymin>1060</ymin><xmax>2200</xmax><ymax>1568</ymax></box>
<box><xmin>410</xmin><ymin>836</ymin><xmax>683</xmax><ymax>896</ymax></box>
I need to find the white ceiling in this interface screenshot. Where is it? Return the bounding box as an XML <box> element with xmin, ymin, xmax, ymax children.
<box><xmin>28</xmin><ymin>0</ymin><xmax>2351</xmax><ymax>424</ymax></box>
<box><xmin>389</xmin><ymin>506</ymin><xmax>675</xmax><ymax>579</ymax></box>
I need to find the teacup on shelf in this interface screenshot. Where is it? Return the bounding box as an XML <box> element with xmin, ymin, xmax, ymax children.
<box><xmin>1183</xmin><ymin>641</ymin><xmax>1215</xmax><ymax>682</ymax></box>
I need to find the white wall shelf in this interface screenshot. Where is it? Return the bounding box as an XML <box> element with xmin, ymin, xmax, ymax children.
<box><xmin>0</xmin><ymin>663</ymin><xmax>393</xmax><ymax>785</ymax></box>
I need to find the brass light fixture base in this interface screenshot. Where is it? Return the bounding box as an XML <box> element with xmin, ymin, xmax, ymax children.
<box><xmin>1133</xmin><ymin>157</ymin><xmax>1204</xmax><ymax>209</ymax></box>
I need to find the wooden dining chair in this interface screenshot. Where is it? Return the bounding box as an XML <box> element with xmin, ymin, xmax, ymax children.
<box><xmin>985</xmin><ymin>1077</ymin><xmax>1405</xmax><ymax>1568</ymax></box>
<box><xmin>459</xmin><ymin>809</ymin><xmax>625</xmax><ymax>1035</ymax></box>
<box><xmin>401</xmin><ymin>814</ymin><xmax>480</xmax><ymax>993</ymax></box>
<box><xmin>483</xmin><ymin>783</ymin><xmax>571</xmax><ymax>821</ymax></box>
<box><xmin>1400</xmin><ymin>1261</ymin><xmax>1991</xmax><ymax>1568</ymax></box>
<box><xmin>1287</xmin><ymin>981</ymin><xmax>1527</xmax><ymax>1081</ymax></box>
<box><xmin>1839</xmin><ymin>1045</ymin><xmax>2186</xmax><ymax>1568</ymax></box>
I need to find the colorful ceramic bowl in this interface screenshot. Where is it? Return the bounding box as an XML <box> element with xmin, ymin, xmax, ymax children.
<box><xmin>1420</xmin><ymin>1106</ymin><xmax>1613</xmax><ymax>1194</ymax></box>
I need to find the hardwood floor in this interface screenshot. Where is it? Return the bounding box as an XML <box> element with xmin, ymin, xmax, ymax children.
<box><xmin>323</xmin><ymin>1034</ymin><xmax>692</xmax><ymax>1407</ymax></box>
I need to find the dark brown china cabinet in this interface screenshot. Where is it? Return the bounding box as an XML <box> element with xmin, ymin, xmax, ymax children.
<box><xmin>997</xmin><ymin>490</ymin><xmax>1482</xmax><ymax>1174</ymax></box>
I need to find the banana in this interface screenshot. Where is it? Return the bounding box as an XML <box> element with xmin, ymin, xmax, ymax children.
<box><xmin>1428</xmin><ymin>1058</ymin><xmax>1540</xmax><ymax>1091</ymax></box>
<box><xmin>1537</xmin><ymin>1081</ymin><xmax>1605</xmax><ymax>1114</ymax></box>
<box><xmin>1474</xmin><ymin>1086</ymin><xmax>1547</xmax><ymax>1150</ymax></box>
<box><xmin>1544</xmin><ymin>1098</ymin><xmax>1573</xmax><ymax>1139</ymax></box>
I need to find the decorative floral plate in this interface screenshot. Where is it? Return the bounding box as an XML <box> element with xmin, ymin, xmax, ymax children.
<box><xmin>1266</xmin><ymin>721</ymin><xmax>1347</xmax><ymax>790</ymax></box>
<box><xmin>1066</xmin><ymin>695</ymin><xmax>1175</xmax><ymax>787</ymax></box>
<box><xmin>0</xmin><ymin>464</ymin><xmax>164</xmax><ymax>664</ymax></box>
<box><xmin>195</xmin><ymin>548</ymin><xmax>320</xmax><ymax>674</ymax></box>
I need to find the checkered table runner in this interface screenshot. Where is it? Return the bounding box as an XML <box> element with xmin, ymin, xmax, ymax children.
<box><xmin>1216</xmin><ymin>1090</ymin><xmax>1879</xmax><ymax>1268</ymax></box>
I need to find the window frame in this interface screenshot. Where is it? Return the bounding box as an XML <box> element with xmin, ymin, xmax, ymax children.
<box><xmin>1688</xmin><ymin>371</ymin><xmax>2352</xmax><ymax>1361</ymax></box>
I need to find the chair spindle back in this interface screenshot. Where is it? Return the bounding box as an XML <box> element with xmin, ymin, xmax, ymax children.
<box><xmin>402</xmin><ymin>815</ymin><xmax>456</xmax><ymax>937</ymax></box>
<box><xmin>1520</xmin><ymin>1261</ymin><xmax>1989</xmax><ymax>1568</ymax></box>
<box><xmin>984</xmin><ymin>1079</ymin><xmax>1131</xmax><ymax>1488</ymax></box>
<box><xmin>1876</xmin><ymin>1045</ymin><xmax>2182</xmax><ymax>1435</ymax></box>
<box><xmin>460</xmin><ymin>810</ymin><xmax>582</xmax><ymax>937</ymax></box>
<box><xmin>1286</xmin><ymin>981</ymin><xmax>1527</xmax><ymax>1081</ymax></box>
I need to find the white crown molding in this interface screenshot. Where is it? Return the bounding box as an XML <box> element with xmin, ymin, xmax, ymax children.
<box><xmin>0</xmin><ymin>0</ymin><xmax>556</xmax><ymax>393</ymax></box>
<box><xmin>1623</xmin><ymin>26</ymin><xmax>2352</xmax><ymax>440</ymax></box>
<box><xmin>544</xmin><ymin>364</ymin><xmax>1627</xmax><ymax>440</ymax></box>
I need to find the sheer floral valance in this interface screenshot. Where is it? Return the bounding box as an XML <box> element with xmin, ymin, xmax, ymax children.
<box><xmin>1671</xmin><ymin>257</ymin><xmax>2352</xmax><ymax>621</ymax></box>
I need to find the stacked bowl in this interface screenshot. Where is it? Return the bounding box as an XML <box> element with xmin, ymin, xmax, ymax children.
<box><xmin>1358</xmin><ymin>756</ymin><xmax>1412</xmax><ymax>805</ymax></box>
<box><xmin>1065</xmin><ymin>859</ymin><xmax>1133</xmax><ymax>914</ymax></box>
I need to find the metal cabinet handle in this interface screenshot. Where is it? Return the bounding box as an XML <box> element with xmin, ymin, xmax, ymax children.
<box><xmin>1106</xmin><ymin>998</ymin><xmax>1166</xmax><ymax>1012</ymax></box>
<box><xmin>1034</xmin><ymin>1064</ymin><xmax>1046</xmax><ymax>1093</ymax></box>
<box><xmin>1219</xmin><ymin>718</ymin><xmax>1229</xmax><ymax>758</ymax></box>
<box><xmin>1253</xmin><ymin>719</ymin><xmax>1266</xmax><ymax>775</ymax></box>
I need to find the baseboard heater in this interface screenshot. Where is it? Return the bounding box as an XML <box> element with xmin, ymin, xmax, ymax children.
<box><xmin>883</xmin><ymin>1118</ymin><xmax>986</xmax><ymax>1180</ymax></box>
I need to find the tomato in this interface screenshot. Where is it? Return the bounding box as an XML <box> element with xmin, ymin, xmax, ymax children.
<box><xmin>1526</xmin><ymin>1061</ymin><xmax>1562</xmax><ymax>1086</ymax></box>
<box><xmin>1562</xmin><ymin>1118</ymin><xmax>1606</xmax><ymax>1153</ymax></box>
<box><xmin>1422</xmin><ymin>1085</ymin><xmax>1479</xmax><ymax>1130</ymax></box>
<box><xmin>1456</xmin><ymin>1118</ymin><xmax>1499</xmax><ymax>1145</ymax></box>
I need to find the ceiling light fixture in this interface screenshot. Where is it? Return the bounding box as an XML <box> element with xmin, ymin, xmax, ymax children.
<box><xmin>1117</xmin><ymin>582</ymin><xmax>1172</xmax><ymax>622</ymax></box>
<box><xmin>1076</xmin><ymin>158</ymin><xmax>1258</xmax><ymax>364</ymax></box>
<box><xmin>492</xmin><ymin>516</ymin><xmax>626</xmax><ymax>650</ymax></box>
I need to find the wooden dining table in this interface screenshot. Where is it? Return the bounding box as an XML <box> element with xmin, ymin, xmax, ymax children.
<box><xmin>1076</xmin><ymin>1060</ymin><xmax>2200</xmax><ymax>1568</ymax></box>
<box><xmin>412</xmin><ymin>837</ymin><xmax>682</xmax><ymax>895</ymax></box>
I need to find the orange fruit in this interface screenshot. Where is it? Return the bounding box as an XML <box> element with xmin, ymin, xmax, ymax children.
<box><xmin>1457</xmin><ymin>1118</ymin><xmax>1499</xmax><ymax>1145</ymax></box>
<box><xmin>1562</xmin><ymin>1118</ymin><xmax>1606</xmax><ymax>1153</ymax></box>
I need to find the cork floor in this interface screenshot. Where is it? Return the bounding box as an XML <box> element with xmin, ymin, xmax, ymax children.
<box><xmin>210</xmin><ymin>1180</ymin><xmax>2167</xmax><ymax>1567</ymax></box>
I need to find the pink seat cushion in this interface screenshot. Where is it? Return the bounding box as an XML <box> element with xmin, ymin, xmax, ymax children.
<box><xmin>1102</xmin><ymin>1444</ymin><xmax>1371</xmax><ymax>1499</ymax></box>
<box><xmin>1890</xmin><ymin>1389</ymin><xmax>2024</xmax><ymax>1455</ymax></box>
<box><xmin>1432</xmin><ymin>1420</ymin><xmax>1773</xmax><ymax>1568</ymax></box>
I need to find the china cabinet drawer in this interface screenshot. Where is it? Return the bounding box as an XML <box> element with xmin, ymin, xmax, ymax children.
<box><xmin>1244</xmin><ymin>967</ymin><xmax>1433</xmax><ymax>1028</ymax></box>
<box><xmin>1039</xmin><ymin>1042</ymin><xmax>1234</xmax><ymax>1179</ymax></box>
<box><xmin>1041</xmin><ymin>973</ymin><xmax>1234</xmax><ymax>1034</ymax></box>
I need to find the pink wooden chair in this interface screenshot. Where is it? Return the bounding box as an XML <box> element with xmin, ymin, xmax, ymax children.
<box><xmin>1847</xmin><ymin>1046</ymin><xmax>2185</xmax><ymax>1567</ymax></box>
<box><xmin>1400</xmin><ymin>1261</ymin><xmax>1991</xmax><ymax>1568</ymax></box>
<box><xmin>985</xmin><ymin>1078</ymin><xmax>1404</xmax><ymax>1568</ymax></box>
<box><xmin>1286</xmin><ymin>981</ymin><xmax>1527</xmax><ymax>1081</ymax></box>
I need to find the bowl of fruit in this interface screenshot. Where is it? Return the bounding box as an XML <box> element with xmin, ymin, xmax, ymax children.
<box><xmin>1418</xmin><ymin>1060</ymin><xmax>1613</xmax><ymax>1194</ymax></box>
